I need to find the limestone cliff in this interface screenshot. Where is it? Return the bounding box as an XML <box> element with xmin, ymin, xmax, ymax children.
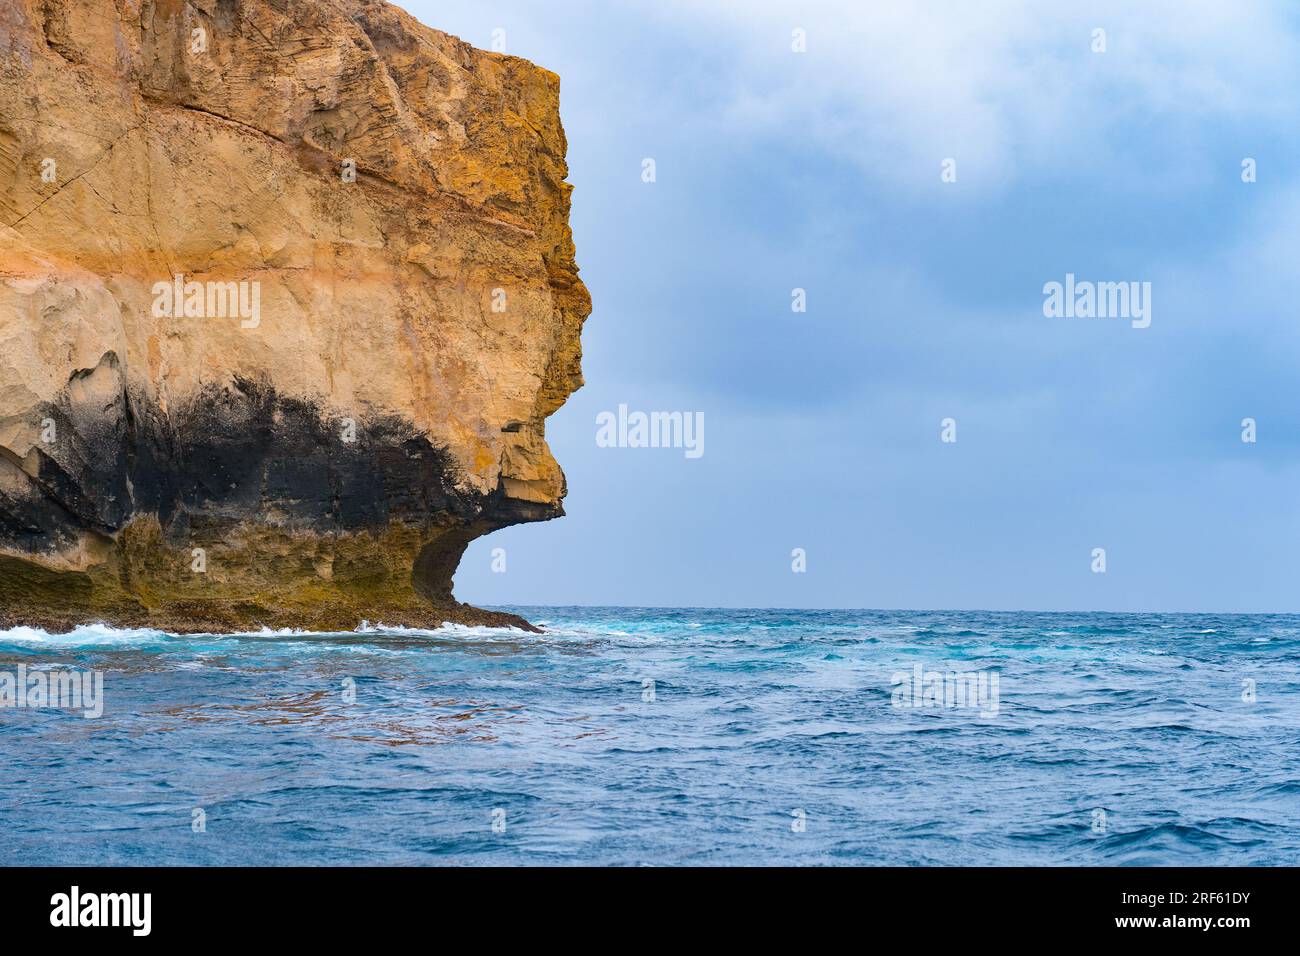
<box><xmin>0</xmin><ymin>0</ymin><xmax>589</xmax><ymax>631</ymax></box>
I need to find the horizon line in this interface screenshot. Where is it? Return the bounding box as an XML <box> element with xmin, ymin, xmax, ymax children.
<box><xmin>483</xmin><ymin>603</ymin><xmax>1300</xmax><ymax>617</ymax></box>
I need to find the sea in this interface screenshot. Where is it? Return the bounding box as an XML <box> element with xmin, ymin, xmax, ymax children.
<box><xmin>1</xmin><ymin>607</ymin><xmax>1296</xmax><ymax>866</ymax></box>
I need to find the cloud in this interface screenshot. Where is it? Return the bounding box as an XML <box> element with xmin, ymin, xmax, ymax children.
<box><xmin>651</xmin><ymin>0</ymin><xmax>1300</xmax><ymax>191</ymax></box>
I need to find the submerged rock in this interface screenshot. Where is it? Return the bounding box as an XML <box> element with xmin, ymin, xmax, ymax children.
<box><xmin>0</xmin><ymin>0</ymin><xmax>590</xmax><ymax>632</ymax></box>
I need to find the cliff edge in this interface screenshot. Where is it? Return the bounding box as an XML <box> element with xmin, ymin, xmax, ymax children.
<box><xmin>0</xmin><ymin>0</ymin><xmax>590</xmax><ymax>632</ymax></box>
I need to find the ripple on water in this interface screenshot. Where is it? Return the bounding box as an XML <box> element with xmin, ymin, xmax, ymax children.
<box><xmin>1</xmin><ymin>608</ymin><xmax>1298</xmax><ymax>864</ymax></box>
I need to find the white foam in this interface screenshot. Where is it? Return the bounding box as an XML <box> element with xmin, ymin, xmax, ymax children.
<box><xmin>0</xmin><ymin>622</ymin><xmax>169</xmax><ymax>646</ymax></box>
<box><xmin>0</xmin><ymin>618</ymin><xmax>650</xmax><ymax>649</ymax></box>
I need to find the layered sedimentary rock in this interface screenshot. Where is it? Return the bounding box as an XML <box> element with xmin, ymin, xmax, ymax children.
<box><xmin>0</xmin><ymin>0</ymin><xmax>589</xmax><ymax>631</ymax></box>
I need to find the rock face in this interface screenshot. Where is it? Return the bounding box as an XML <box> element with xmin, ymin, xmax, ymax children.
<box><xmin>0</xmin><ymin>0</ymin><xmax>589</xmax><ymax>632</ymax></box>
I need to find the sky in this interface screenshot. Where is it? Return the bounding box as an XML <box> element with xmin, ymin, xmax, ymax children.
<box><xmin>400</xmin><ymin>0</ymin><xmax>1300</xmax><ymax>613</ymax></box>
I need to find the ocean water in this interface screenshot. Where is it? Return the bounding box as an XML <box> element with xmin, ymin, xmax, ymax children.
<box><xmin>0</xmin><ymin>607</ymin><xmax>1297</xmax><ymax>866</ymax></box>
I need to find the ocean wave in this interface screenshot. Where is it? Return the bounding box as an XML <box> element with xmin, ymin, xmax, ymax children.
<box><xmin>3</xmin><ymin>607</ymin><xmax>1300</xmax><ymax>865</ymax></box>
<box><xmin>0</xmin><ymin>622</ymin><xmax>172</xmax><ymax>647</ymax></box>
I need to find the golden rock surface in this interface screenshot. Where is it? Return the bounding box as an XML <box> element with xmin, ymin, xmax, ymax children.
<box><xmin>0</xmin><ymin>0</ymin><xmax>590</xmax><ymax>632</ymax></box>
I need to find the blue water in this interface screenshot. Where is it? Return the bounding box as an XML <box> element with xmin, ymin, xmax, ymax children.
<box><xmin>0</xmin><ymin>607</ymin><xmax>1297</xmax><ymax>866</ymax></box>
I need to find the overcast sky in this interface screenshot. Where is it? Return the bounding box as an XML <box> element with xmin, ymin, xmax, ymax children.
<box><xmin>402</xmin><ymin>0</ymin><xmax>1300</xmax><ymax>612</ymax></box>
